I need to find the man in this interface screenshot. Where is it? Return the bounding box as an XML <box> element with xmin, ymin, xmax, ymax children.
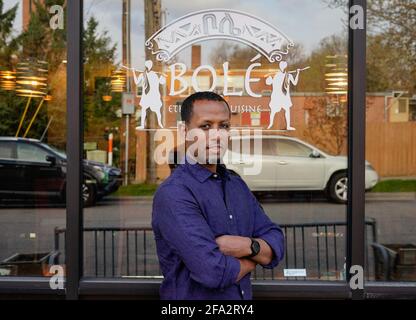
<box><xmin>152</xmin><ymin>91</ymin><xmax>284</xmax><ymax>300</ymax></box>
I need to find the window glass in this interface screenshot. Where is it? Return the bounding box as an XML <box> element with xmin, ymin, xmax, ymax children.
<box><xmin>17</xmin><ymin>143</ymin><xmax>49</xmax><ymax>162</ymax></box>
<box><xmin>0</xmin><ymin>0</ymin><xmax>67</xmax><ymax>280</ymax></box>
<box><xmin>276</xmin><ymin>140</ymin><xmax>312</xmax><ymax>157</ymax></box>
<box><xmin>79</xmin><ymin>0</ymin><xmax>349</xmax><ymax>283</ymax></box>
<box><xmin>364</xmin><ymin>1</ymin><xmax>416</xmax><ymax>282</ymax></box>
<box><xmin>261</xmin><ymin>139</ymin><xmax>279</xmax><ymax>157</ymax></box>
<box><xmin>233</xmin><ymin>138</ymin><xmax>276</xmax><ymax>156</ymax></box>
<box><xmin>0</xmin><ymin>142</ymin><xmax>15</xmax><ymax>159</ymax></box>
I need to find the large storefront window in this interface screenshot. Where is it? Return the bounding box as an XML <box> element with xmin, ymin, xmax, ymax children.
<box><xmin>0</xmin><ymin>0</ymin><xmax>67</xmax><ymax>278</ymax></box>
<box><xmin>1</xmin><ymin>0</ymin><xmax>415</xmax><ymax>300</ymax></box>
<box><xmin>364</xmin><ymin>1</ymin><xmax>416</xmax><ymax>282</ymax></box>
<box><xmin>74</xmin><ymin>0</ymin><xmax>353</xmax><ymax>282</ymax></box>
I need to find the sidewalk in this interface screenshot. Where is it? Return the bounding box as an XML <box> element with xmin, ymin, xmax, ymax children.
<box><xmin>365</xmin><ymin>192</ymin><xmax>416</xmax><ymax>201</ymax></box>
<box><xmin>380</xmin><ymin>176</ymin><xmax>416</xmax><ymax>181</ymax></box>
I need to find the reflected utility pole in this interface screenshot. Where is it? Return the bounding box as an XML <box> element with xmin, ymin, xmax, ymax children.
<box><xmin>122</xmin><ymin>0</ymin><xmax>131</xmax><ymax>185</ymax></box>
<box><xmin>144</xmin><ymin>0</ymin><xmax>161</xmax><ymax>184</ymax></box>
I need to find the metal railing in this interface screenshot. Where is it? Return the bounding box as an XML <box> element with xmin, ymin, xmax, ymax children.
<box><xmin>54</xmin><ymin>220</ymin><xmax>377</xmax><ymax>280</ymax></box>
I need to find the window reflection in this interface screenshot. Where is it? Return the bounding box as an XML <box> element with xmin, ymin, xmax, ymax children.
<box><xmin>79</xmin><ymin>0</ymin><xmax>352</xmax><ymax>282</ymax></box>
<box><xmin>0</xmin><ymin>0</ymin><xmax>67</xmax><ymax>278</ymax></box>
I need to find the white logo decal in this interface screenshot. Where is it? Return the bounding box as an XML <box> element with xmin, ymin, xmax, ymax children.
<box><xmin>124</xmin><ymin>9</ymin><xmax>310</xmax><ymax>130</ymax></box>
<box><xmin>266</xmin><ymin>63</ymin><xmax>310</xmax><ymax>130</ymax></box>
<box><xmin>146</xmin><ymin>9</ymin><xmax>294</xmax><ymax>63</ymax></box>
<box><xmin>124</xmin><ymin>61</ymin><xmax>166</xmax><ymax>129</ymax></box>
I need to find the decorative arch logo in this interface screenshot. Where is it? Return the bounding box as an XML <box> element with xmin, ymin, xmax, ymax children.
<box><xmin>124</xmin><ymin>9</ymin><xmax>309</xmax><ymax>131</ymax></box>
<box><xmin>146</xmin><ymin>9</ymin><xmax>293</xmax><ymax>63</ymax></box>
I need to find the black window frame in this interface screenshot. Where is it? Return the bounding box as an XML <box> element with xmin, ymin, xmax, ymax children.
<box><xmin>0</xmin><ymin>0</ymin><xmax>416</xmax><ymax>300</ymax></box>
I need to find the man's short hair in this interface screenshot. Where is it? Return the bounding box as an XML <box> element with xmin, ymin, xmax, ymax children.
<box><xmin>181</xmin><ymin>91</ymin><xmax>231</xmax><ymax>123</ymax></box>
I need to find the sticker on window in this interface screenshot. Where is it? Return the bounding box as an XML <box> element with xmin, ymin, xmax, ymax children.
<box><xmin>284</xmin><ymin>269</ymin><xmax>307</xmax><ymax>277</ymax></box>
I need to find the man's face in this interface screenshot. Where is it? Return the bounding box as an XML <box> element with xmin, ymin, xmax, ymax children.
<box><xmin>184</xmin><ymin>99</ymin><xmax>231</xmax><ymax>164</ymax></box>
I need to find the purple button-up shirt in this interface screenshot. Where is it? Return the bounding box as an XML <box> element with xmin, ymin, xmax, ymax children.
<box><xmin>152</xmin><ymin>158</ymin><xmax>285</xmax><ymax>300</ymax></box>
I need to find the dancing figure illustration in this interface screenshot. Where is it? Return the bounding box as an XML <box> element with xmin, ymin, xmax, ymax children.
<box><xmin>265</xmin><ymin>61</ymin><xmax>309</xmax><ymax>130</ymax></box>
<box><xmin>134</xmin><ymin>60</ymin><xmax>166</xmax><ymax>129</ymax></box>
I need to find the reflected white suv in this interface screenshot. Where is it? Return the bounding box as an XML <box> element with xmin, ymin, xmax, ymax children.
<box><xmin>223</xmin><ymin>135</ymin><xmax>379</xmax><ymax>203</ymax></box>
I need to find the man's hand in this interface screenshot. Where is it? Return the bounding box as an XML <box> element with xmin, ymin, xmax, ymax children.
<box><xmin>236</xmin><ymin>258</ymin><xmax>257</xmax><ymax>282</ymax></box>
<box><xmin>215</xmin><ymin>235</ymin><xmax>258</xmax><ymax>283</ymax></box>
<box><xmin>215</xmin><ymin>235</ymin><xmax>251</xmax><ymax>258</ymax></box>
<box><xmin>216</xmin><ymin>235</ymin><xmax>275</xmax><ymax>266</ymax></box>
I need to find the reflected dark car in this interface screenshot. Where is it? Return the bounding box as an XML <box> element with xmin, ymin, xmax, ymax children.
<box><xmin>0</xmin><ymin>137</ymin><xmax>122</xmax><ymax>206</ymax></box>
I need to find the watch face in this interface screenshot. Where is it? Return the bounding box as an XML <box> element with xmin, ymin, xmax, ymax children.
<box><xmin>252</xmin><ymin>239</ymin><xmax>261</xmax><ymax>254</ymax></box>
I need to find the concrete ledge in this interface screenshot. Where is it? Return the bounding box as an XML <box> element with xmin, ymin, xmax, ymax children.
<box><xmin>106</xmin><ymin>192</ymin><xmax>416</xmax><ymax>202</ymax></box>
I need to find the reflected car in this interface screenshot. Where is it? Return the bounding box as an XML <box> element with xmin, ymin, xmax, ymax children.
<box><xmin>223</xmin><ymin>135</ymin><xmax>379</xmax><ymax>203</ymax></box>
<box><xmin>0</xmin><ymin>137</ymin><xmax>122</xmax><ymax>206</ymax></box>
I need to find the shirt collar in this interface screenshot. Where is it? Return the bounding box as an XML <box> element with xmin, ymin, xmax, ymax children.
<box><xmin>216</xmin><ymin>163</ymin><xmax>230</xmax><ymax>180</ymax></box>
<box><xmin>184</xmin><ymin>156</ymin><xmax>230</xmax><ymax>183</ymax></box>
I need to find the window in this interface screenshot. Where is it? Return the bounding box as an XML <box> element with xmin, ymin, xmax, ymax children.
<box><xmin>398</xmin><ymin>99</ymin><xmax>408</xmax><ymax>114</ymax></box>
<box><xmin>275</xmin><ymin>140</ymin><xmax>312</xmax><ymax>157</ymax></box>
<box><xmin>410</xmin><ymin>99</ymin><xmax>416</xmax><ymax>121</ymax></box>
<box><xmin>0</xmin><ymin>0</ymin><xmax>67</xmax><ymax>281</ymax></box>
<box><xmin>0</xmin><ymin>142</ymin><xmax>15</xmax><ymax>160</ymax></box>
<box><xmin>216</xmin><ymin>75</ymin><xmax>245</xmax><ymax>94</ymax></box>
<box><xmin>364</xmin><ymin>2</ymin><xmax>415</xmax><ymax>284</ymax></box>
<box><xmin>17</xmin><ymin>143</ymin><xmax>50</xmax><ymax>163</ymax></box>
<box><xmin>79</xmin><ymin>0</ymin><xmax>349</xmax><ymax>285</ymax></box>
<box><xmin>1</xmin><ymin>0</ymin><xmax>414</xmax><ymax>301</ymax></box>
<box><xmin>232</xmin><ymin>138</ymin><xmax>276</xmax><ymax>156</ymax></box>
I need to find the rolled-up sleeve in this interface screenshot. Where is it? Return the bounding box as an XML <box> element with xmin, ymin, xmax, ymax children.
<box><xmin>250</xmin><ymin>192</ymin><xmax>285</xmax><ymax>269</ymax></box>
<box><xmin>152</xmin><ymin>184</ymin><xmax>241</xmax><ymax>290</ymax></box>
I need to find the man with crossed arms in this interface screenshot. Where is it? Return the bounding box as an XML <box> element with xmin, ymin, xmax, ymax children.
<box><xmin>152</xmin><ymin>91</ymin><xmax>285</xmax><ymax>300</ymax></box>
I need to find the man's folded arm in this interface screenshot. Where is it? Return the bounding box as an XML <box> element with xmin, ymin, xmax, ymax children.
<box><xmin>250</xmin><ymin>192</ymin><xmax>285</xmax><ymax>269</ymax></box>
<box><xmin>152</xmin><ymin>185</ymin><xmax>242</xmax><ymax>290</ymax></box>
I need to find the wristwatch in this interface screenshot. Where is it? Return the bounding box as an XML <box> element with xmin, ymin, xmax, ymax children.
<box><xmin>245</xmin><ymin>238</ymin><xmax>260</xmax><ymax>258</ymax></box>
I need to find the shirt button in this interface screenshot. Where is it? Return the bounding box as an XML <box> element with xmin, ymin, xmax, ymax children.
<box><xmin>229</xmin><ymin>215</ymin><xmax>233</xmax><ymax>219</ymax></box>
<box><xmin>241</xmin><ymin>290</ymin><xmax>244</xmax><ymax>295</ymax></box>
<box><xmin>213</xmin><ymin>174</ymin><xmax>218</xmax><ymax>178</ymax></box>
